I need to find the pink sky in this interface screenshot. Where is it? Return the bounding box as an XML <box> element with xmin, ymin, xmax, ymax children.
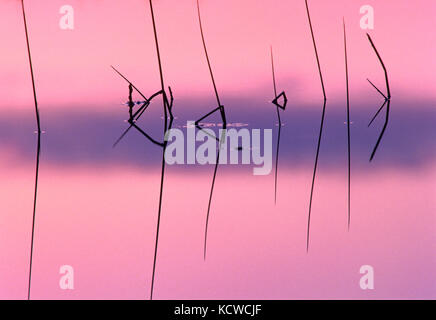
<box><xmin>1</xmin><ymin>0</ymin><xmax>435</xmax><ymax>110</ymax></box>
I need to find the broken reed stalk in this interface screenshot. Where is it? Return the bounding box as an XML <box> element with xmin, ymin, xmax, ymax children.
<box><xmin>195</xmin><ymin>0</ymin><xmax>227</xmax><ymax>260</ymax></box>
<box><xmin>148</xmin><ymin>0</ymin><xmax>174</xmax><ymax>301</ymax></box>
<box><xmin>110</xmin><ymin>66</ymin><xmax>167</xmax><ymax>148</ymax></box>
<box><xmin>305</xmin><ymin>0</ymin><xmax>327</xmax><ymax>252</ymax></box>
<box><xmin>113</xmin><ymin>0</ymin><xmax>174</xmax><ymax>300</ymax></box>
<box><xmin>366</xmin><ymin>33</ymin><xmax>391</xmax><ymax>162</ymax></box>
<box><xmin>21</xmin><ymin>0</ymin><xmax>41</xmax><ymax>301</ymax></box>
<box><xmin>270</xmin><ymin>46</ymin><xmax>287</xmax><ymax>205</ymax></box>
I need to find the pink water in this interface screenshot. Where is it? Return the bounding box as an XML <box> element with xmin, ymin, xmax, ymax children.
<box><xmin>0</xmin><ymin>162</ymin><xmax>434</xmax><ymax>299</ymax></box>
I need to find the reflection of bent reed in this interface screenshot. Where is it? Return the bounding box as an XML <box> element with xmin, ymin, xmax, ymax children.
<box><xmin>111</xmin><ymin>66</ymin><xmax>170</xmax><ymax>148</ymax></box>
<box><xmin>270</xmin><ymin>46</ymin><xmax>288</xmax><ymax>205</ymax></box>
<box><xmin>196</xmin><ymin>0</ymin><xmax>227</xmax><ymax>261</ymax></box>
<box><xmin>21</xmin><ymin>0</ymin><xmax>41</xmax><ymax>301</ymax></box>
<box><xmin>112</xmin><ymin>0</ymin><xmax>175</xmax><ymax>301</ymax></box>
<box><xmin>366</xmin><ymin>33</ymin><xmax>391</xmax><ymax>162</ymax></box>
<box><xmin>305</xmin><ymin>0</ymin><xmax>327</xmax><ymax>253</ymax></box>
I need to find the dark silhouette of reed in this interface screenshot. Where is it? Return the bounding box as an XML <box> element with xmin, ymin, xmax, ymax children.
<box><xmin>195</xmin><ymin>0</ymin><xmax>227</xmax><ymax>260</ymax></box>
<box><xmin>111</xmin><ymin>67</ymin><xmax>166</xmax><ymax>148</ymax></box>
<box><xmin>112</xmin><ymin>0</ymin><xmax>174</xmax><ymax>300</ymax></box>
<box><xmin>21</xmin><ymin>0</ymin><xmax>41</xmax><ymax>300</ymax></box>
<box><xmin>343</xmin><ymin>19</ymin><xmax>351</xmax><ymax>229</ymax></box>
<box><xmin>366</xmin><ymin>33</ymin><xmax>391</xmax><ymax>161</ymax></box>
<box><xmin>304</xmin><ymin>0</ymin><xmax>327</xmax><ymax>252</ymax></box>
<box><xmin>270</xmin><ymin>46</ymin><xmax>288</xmax><ymax>204</ymax></box>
